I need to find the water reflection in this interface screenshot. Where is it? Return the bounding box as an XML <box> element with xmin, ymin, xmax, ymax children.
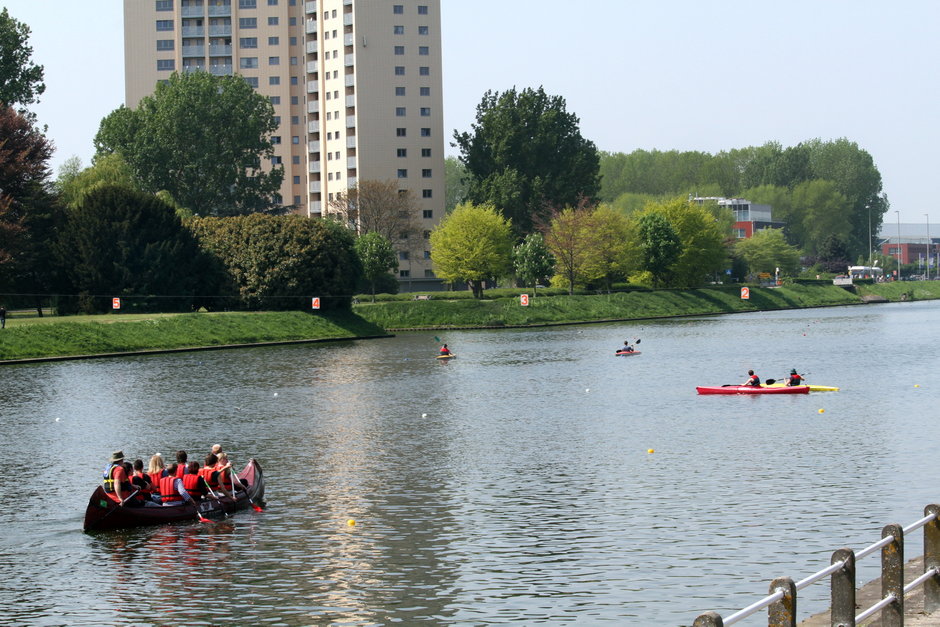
<box><xmin>0</xmin><ymin>302</ymin><xmax>939</xmax><ymax>624</ymax></box>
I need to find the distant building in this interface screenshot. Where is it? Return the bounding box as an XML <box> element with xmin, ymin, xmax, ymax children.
<box><xmin>691</xmin><ymin>196</ymin><xmax>784</xmax><ymax>238</ymax></box>
<box><xmin>877</xmin><ymin>223</ymin><xmax>938</xmax><ymax>266</ymax></box>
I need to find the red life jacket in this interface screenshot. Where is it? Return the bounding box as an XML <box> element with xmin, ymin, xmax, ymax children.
<box><xmin>132</xmin><ymin>471</ymin><xmax>153</xmax><ymax>497</ymax></box>
<box><xmin>103</xmin><ymin>464</ymin><xmax>132</xmax><ymax>496</ymax></box>
<box><xmin>148</xmin><ymin>471</ymin><xmax>164</xmax><ymax>490</ymax></box>
<box><xmin>199</xmin><ymin>465</ymin><xmax>219</xmax><ymax>489</ymax></box>
<box><xmin>160</xmin><ymin>476</ymin><xmax>184</xmax><ymax>503</ymax></box>
<box><xmin>216</xmin><ymin>467</ymin><xmax>233</xmax><ymax>492</ymax></box>
<box><xmin>183</xmin><ymin>473</ymin><xmax>206</xmax><ymax>498</ymax></box>
<box><xmin>748</xmin><ymin>375</ymin><xmax>760</xmax><ymax>386</ymax></box>
<box><xmin>175</xmin><ymin>464</ymin><xmax>186</xmax><ymax>478</ymax></box>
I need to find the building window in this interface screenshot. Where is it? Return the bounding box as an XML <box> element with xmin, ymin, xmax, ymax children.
<box><xmin>268</xmin><ymin>16</ymin><xmax>279</xmax><ymax>25</ymax></box>
<box><xmin>423</xmin><ymin>209</ymin><xmax>433</xmax><ymax>219</ymax></box>
<box><xmin>423</xmin><ymin>250</ymin><xmax>431</xmax><ymax>260</ymax></box>
<box><xmin>422</xmin><ymin>169</ymin><xmax>432</xmax><ymax>178</ymax></box>
<box><xmin>327</xmin><ymin>153</ymin><xmax>332</xmax><ymax>161</ymax></box>
<box><xmin>394</xmin><ymin>66</ymin><xmax>405</xmax><ymax>75</ymax></box>
<box><xmin>396</xmin><ymin>107</ymin><xmax>406</xmax><ymax>117</ymax></box>
<box><xmin>240</xmin><ymin>37</ymin><xmax>258</xmax><ymax>48</ymax></box>
<box><xmin>240</xmin><ymin>17</ymin><xmax>257</xmax><ymax>28</ymax></box>
<box><xmin>273</xmin><ymin>115</ymin><xmax>281</xmax><ymax>125</ymax></box>
<box><xmin>394</xmin><ymin>46</ymin><xmax>405</xmax><ymax>55</ymax></box>
<box><xmin>272</xmin><ymin>136</ymin><xmax>282</xmax><ymax>144</ymax></box>
<box><xmin>396</xmin><ymin>128</ymin><xmax>406</xmax><ymax>137</ymax></box>
<box><xmin>290</xmin><ymin>56</ymin><xmax>298</xmax><ymax>65</ymax></box>
<box><xmin>240</xmin><ymin>57</ymin><xmax>258</xmax><ymax>68</ymax></box>
<box><xmin>399</xmin><ymin>269</ymin><xmax>410</xmax><ymax>278</ymax></box>
<box><xmin>157</xmin><ymin>59</ymin><xmax>175</xmax><ymax>71</ymax></box>
<box><xmin>395</xmin><ymin>86</ymin><xmax>406</xmax><ymax>96</ymax></box>
<box><xmin>291</xmin><ymin>115</ymin><xmax>299</xmax><ymax>125</ymax></box>
<box><xmin>326</xmin><ymin>112</ymin><xmax>332</xmax><ymax>120</ymax></box>
<box><xmin>290</xmin><ymin>36</ymin><xmax>297</xmax><ymax>45</ymax></box>
<box><xmin>268</xmin><ymin>0</ymin><xmax>278</xmax><ymax>4</ymax></box>
<box><xmin>423</xmin><ymin>230</ymin><xmax>431</xmax><ymax>239</ymax></box>
<box><xmin>418</xmin><ymin>25</ymin><xmax>429</xmax><ymax>35</ymax></box>
<box><xmin>421</xmin><ymin>148</ymin><xmax>431</xmax><ymax>157</ymax></box>
<box><xmin>293</xmin><ymin>175</ymin><xmax>300</xmax><ymax>184</ymax></box>
<box><xmin>420</xmin><ymin>107</ymin><xmax>430</xmax><ymax>116</ymax></box>
<box><xmin>397</xmin><ymin>169</ymin><xmax>407</xmax><ymax>178</ymax></box>
<box><xmin>156</xmin><ymin>20</ymin><xmax>174</xmax><ymax>31</ymax></box>
<box><xmin>420</xmin><ymin>87</ymin><xmax>430</xmax><ymax>96</ymax></box>
<box><xmin>418</xmin><ymin>5</ymin><xmax>428</xmax><ymax>14</ymax></box>
<box><xmin>156</xmin><ymin>0</ymin><xmax>173</xmax><ymax>10</ymax></box>
<box><xmin>245</xmin><ymin>76</ymin><xmax>259</xmax><ymax>87</ymax></box>
<box><xmin>399</xmin><ymin>251</ymin><xmax>409</xmax><ymax>260</ymax></box>
<box><xmin>393</xmin><ymin>4</ymin><xmax>403</xmax><ymax>14</ymax></box>
<box><xmin>271</xmin><ymin>156</ymin><xmax>282</xmax><ymax>165</ymax></box>
<box><xmin>269</xmin><ymin>76</ymin><xmax>280</xmax><ymax>85</ymax></box>
<box><xmin>419</xmin><ymin>66</ymin><xmax>429</xmax><ymax>76</ymax></box>
<box><xmin>269</xmin><ymin>56</ymin><xmax>280</xmax><ymax>65</ymax></box>
<box><xmin>268</xmin><ymin>36</ymin><xmax>279</xmax><ymax>45</ymax></box>
<box><xmin>239</xmin><ymin>0</ymin><xmax>257</xmax><ymax>7</ymax></box>
<box><xmin>157</xmin><ymin>39</ymin><xmax>175</xmax><ymax>51</ymax></box>
<box><xmin>422</xmin><ymin>189</ymin><xmax>432</xmax><ymax>198</ymax></box>
<box><xmin>290</xmin><ymin>76</ymin><xmax>298</xmax><ymax>85</ymax></box>
<box><xmin>289</xmin><ymin>16</ymin><xmax>297</xmax><ymax>26</ymax></box>
<box><xmin>418</xmin><ymin>46</ymin><xmax>429</xmax><ymax>55</ymax></box>
<box><xmin>292</xmin><ymin>155</ymin><xmax>300</xmax><ymax>164</ymax></box>
<box><xmin>420</xmin><ymin>127</ymin><xmax>431</xmax><ymax>137</ymax></box>
<box><xmin>292</xmin><ymin>136</ymin><xmax>300</xmax><ymax>144</ymax></box>
<box><xmin>294</xmin><ymin>195</ymin><xmax>301</xmax><ymax>204</ymax></box>
<box><xmin>397</xmin><ymin>149</ymin><xmax>407</xmax><ymax>157</ymax></box>
<box><xmin>394</xmin><ymin>25</ymin><xmax>404</xmax><ymax>34</ymax></box>
<box><xmin>331</xmin><ymin>9</ymin><xmax>336</xmax><ymax>17</ymax></box>
<box><xmin>291</xmin><ymin>96</ymin><xmax>299</xmax><ymax>105</ymax></box>
<box><xmin>270</xmin><ymin>96</ymin><xmax>281</xmax><ymax>105</ymax></box>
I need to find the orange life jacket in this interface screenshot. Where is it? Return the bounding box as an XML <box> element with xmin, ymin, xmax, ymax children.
<box><xmin>160</xmin><ymin>476</ymin><xmax>184</xmax><ymax>503</ymax></box>
<box><xmin>199</xmin><ymin>465</ymin><xmax>219</xmax><ymax>489</ymax></box>
<box><xmin>183</xmin><ymin>473</ymin><xmax>206</xmax><ymax>498</ymax></box>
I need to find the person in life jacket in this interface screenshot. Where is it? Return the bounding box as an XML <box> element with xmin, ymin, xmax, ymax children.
<box><xmin>159</xmin><ymin>463</ymin><xmax>195</xmax><ymax>506</ymax></box>
<box><xmin>174</xmin><ymin>450</ymin><xmax>189</xmax><ymax>477</ymax></box>
<box><xmin>786</xmin><ymin>368</ymin><xmax>804</xmax><ymax>387</ymax></box>
<box><xmin>619</xmin><ymin>341</ymin><xmax>634</xmax><ymax>353</ymax></box>
<box><xmin>215</xmin><ymin>452</ymin><xmax>238</xmax><ymax>497</ymax></box>
<box><xmin>743</xmin><ymin>370</ymin><xmax>761</xmax><ymax>387</ymax></box>
<box><xmin>439</xmin><ymin>344</ymin><xmax>451</xmax><ymax>356</ymax></box>
<box><xmin>130</xmin><ymin>459</ymin><xmax>153</xmax><ymax>503</ymax></box>
<box><xmin>103</xmin><ymin>451</ymin><xmax>140</xmax><ymax>507</ymax></box>
<box><xmin>183</xmin><ymin>461</ymin><xmax>211</xmax><ymax>502</ymax></box>
<box><xmin>147</xmin><ymin>454</ymin><xmax>166</xmax><ymax>503</ymax></box>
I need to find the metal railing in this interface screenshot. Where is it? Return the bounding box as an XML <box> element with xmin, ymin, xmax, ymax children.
<box><xmin>694</xmin><ymin>504</ymin><xmax>940</xmax><ymax>626</ymax></box>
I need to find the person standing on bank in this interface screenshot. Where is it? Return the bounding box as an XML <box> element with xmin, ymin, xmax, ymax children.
<box><xmin>0</xmin><ymin>305</ymin><xmax>6</xmax><ymax>329</ymax></box>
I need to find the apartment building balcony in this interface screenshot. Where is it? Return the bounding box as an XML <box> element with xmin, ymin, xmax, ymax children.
<box><xmin>347</xmin><ymin>176</ymin><xmax>357</xmax><ymax>188</ymax></box>
<box><xmin>305</xmin><ymin>1</ymin><xmax>317</xmax><ymax>14</ymax></box>
<box><xmin>306</xmin><ymin>60</ymin><xmax>318</xmax><ymax>73</ymax></box>
<box><xmin>345</xmin><ymin>95</ymin><xmax>355</xmax><ymax>107</ymax></box>
<box><xmin>344</xmin><ymin>54</ymin><xmax>354</xmax><ymax>67</ymax></box>
<box><xmin>308</xmin><ymin>160</ymin><xmax>321</xmax><ymax>173</ymax></box>
<box><xmin>208</xmin><ymin>24</ymin><xmax>232</xmax><ymax>36</ymax></box>
<box><xmin>346</xmin><ymin>115</ymin><xmax>355</xmax><ymax>128</ymax></box>
<box><xmin>306</xmin><ymin>19</ymin><xmax>317</xmax><ymax>34</ymax></box>
<box><xmin>346</xmin><ymin>135</ymin><xmax>356</xmax><ymax>149</ymax></box>
<box><xmin>307</xmin><ymin>80</ymin><xmax>318</xmax><ymax>93</ymax></box>
<box><xmin>209</xmin><ymin>64</ymin><xmax>233</xmax><ymax>75</ymax></box>
<box><xmin>344</xmin><ymin>33</ymin><xmax>354</xmax><ymax>46</ymax></box>
<box><xmin>306</xmin><ymin>40</ymin><xmax>317</xmax><ymax>54</ymax></box>
<box><xmin>343</xmin><ymin>0</ymin><xmax>352</xmax><ymax>6</ymax></box>
<box><xmin>208</xmin><ymin>4</ymin><xmax>231</xmax><ymax>17</ymax></box>
<box><xmin>344</xmin><ymin>74</ymin><xmax>355</xmax><ymax>87</ymax></box>
<box><xmin>182</xmin><ymin>45</ymin><xmax>205</xmax><ymax>57</ymax></box>
<box><xmin>346</xmin><ymin>156</ymin><xmax>356</xmax><ymax>169</ymax></box>
<box><xmin>182</xmin><ymin>5</ymin><xmax>204</xmax><ymax>17</ymax></box>
<box><xmin>309</xmin><ymin>181</ymin><xmax>321</xmax><ymax>193</ymax></box>
<box><xmin>208</xmin><ymin>44</ymin><xmax>232</xmax><ymax>55</ymax></box>
<box><xmin>307</xmin><ymin>100</ymin><xmax>318</xmax><ymax>114</ymax></box>
<box><xmin>182</xmin><ymin>64</ymin><xmax>207</xmax><ymax>74</ymax></box>
<box><xmin>182</xmin><ymin>26</ymin><xmax>205</xmax><ymax>37</ymax></box>
<box><xmin>343</xmin><ymin>13</ymin><xmax>352</xmax><ymax>26</ymax></box>
<box><xmin>307</xmin><ymin>140</ymin><xmax>320</xmax><ymax>153</ymax></box>
<box><xmin>308</xmin><ymin>200</ymin><xmax>321</xmax><ymax>215</ymax></box>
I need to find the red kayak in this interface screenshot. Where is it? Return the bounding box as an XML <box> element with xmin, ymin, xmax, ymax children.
<box><xmin>83</xmin><ymin>458</ymin><xmax>265</xmax><ymax>531</ymax></box>
<box><xmin>696</xmin><ymin>385</ymin><xmax>810</xmax><ymax>395</ymax></box>
<box><xmin>616</xmin><ymin>350</ymin><xmax>641</xmax><ymax>356</ymax></box>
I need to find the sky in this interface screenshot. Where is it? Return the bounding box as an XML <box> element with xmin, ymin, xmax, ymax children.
<box><xmin>5</xmin><ymin>0</ymin><xmax>939</xmax><ymax>224</ymax></box>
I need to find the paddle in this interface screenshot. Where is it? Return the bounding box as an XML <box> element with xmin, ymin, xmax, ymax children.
<box><xmin>205</xmin><ymin>481</ymin><xmax>228</xmax><ymax>518</ymax></box>
<box><xmin>765</xmin><ymin>379</ymin><xmax>776</xmax><ymax>385</ymax></box>
<box><xmin>230</xmin><ymin>460</ymin><xmax>263</xmax><ymax>513</ymax></box>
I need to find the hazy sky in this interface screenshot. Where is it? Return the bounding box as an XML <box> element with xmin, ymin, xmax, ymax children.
<box><xmin>5</xmin><ymin>0</ymin><xmax>938</xmax><ymax>222</ymax></box>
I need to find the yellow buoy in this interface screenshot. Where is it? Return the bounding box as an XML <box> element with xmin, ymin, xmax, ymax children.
<box><xmin>347</xmin><ymin>519</ymin><xmax>356</xmax><ymax>526</ymax></box>
<box><xmin>647</xmin><ymin>449</ymin><xmax>654</xmax><ymax>454</ymax></box>
<box><xmin>818</xmin><ymin>408</ymin><xmax>825</xmax><ymax>414</ymax></box>
<box><xmin>915</xmin><ymin>384</ymin><xmax>920</xmax><ymax>388</ymax></box>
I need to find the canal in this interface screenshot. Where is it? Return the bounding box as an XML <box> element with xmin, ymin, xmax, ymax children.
<box><xmin>1</xmin><ymin>301</ymin><xmax>939</xmax><ymax>625</ymax></box>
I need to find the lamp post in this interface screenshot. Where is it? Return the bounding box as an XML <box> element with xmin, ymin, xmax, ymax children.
<box><xmin>895</xmin><ymin>211</ymin><xmax>902</xmax><ymax>280</ymax></box>
<box><xmin>868</xmin><ymin>202</ymin><xmax>872</xmax><ymax>265</ymax></box>
<box><xmin>927</xmin><ymin>213</ymin><xmax>931</xmax><ymax>281</ymax></box>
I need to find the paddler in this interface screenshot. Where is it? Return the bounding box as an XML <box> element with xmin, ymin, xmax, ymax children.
<box><xmin>743</xmin><ymin>370</ymin><xmax>761</xmax><ymax>387</ymax></box>
<box><xmin>103</xmin><ymin>450</ymin><xmax>140</xmax><ymax>507</ymax></box>
<box><xmin>785</xmin><ymin>368</ymin><xmax>804</xmax><ymax>386</ymax></box>
<box><xmin>439</xmin><ymin>343</ymin><xmax>451</xmax><ymax>356</ymax></box>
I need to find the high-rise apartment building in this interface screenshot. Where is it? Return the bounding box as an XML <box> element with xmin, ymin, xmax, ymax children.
<box><xmin>124</xmin><ymin>0</ymin><xmax>443</xmax><ymax>288</ymax></box>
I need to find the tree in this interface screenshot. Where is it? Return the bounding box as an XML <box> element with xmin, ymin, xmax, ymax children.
<box><xmin>94</xmin><ymin>71</ymin><xmax>283</xmax><ymax>216</ymax></box>
<box><xmin>54</xmin><ymin>185</ymin><xmax>213</xmax><ymax>313</ymax></box>
<box><xmin>444</xmin><ymin>156</ymin><xmax>468</xmax><ymax>213</ymax></box>
<box><xmin>189</xmin><ymin>214</ymin><xmax>361</xmax><ymax>310</ymax></box>
<box><xmin>733</xmin><ymin>228</ymin><xmax>801</xmax><ymax>277</ymax></box>
<box><xmin>791</xmin><ymin>179</ymin><xmax>851</xmax><ymax>256</ymax></box>
<box><xmin>543</xmin><ymin>202</ymin><xmax>598</xmax><ymax>295</ymax></box>
<box><xmin>355</xmin><ymin>232</ymin><xmax>398</xmax><ymax>302</ymax></box>
<box><xmin>429</xmin><ymin>203</ymin><xmax>513</xmax><ymax>298</ymax></box>
<box><xmin>327</xmin><ymin>179</ymin><xmax>422</xmax><ymax>252</ymax></box>
<box><xmin>582</xmin><ymin>205</ymin><xmax>630</xmax><ymax>291</ymax></box>
<box><xmin>634</xmin><ymin>211</ymin><xmax>682</xmax><ymax>287</ymax></box>
<box><xmin>512</xmin><ymin>232</ymin><xmax>555</xmax><ymax>294</ymax></box>
<box><xmin>454</xmin><ymin>86</ymin><xmax>600</xmax><ymax>235</ymax></box>
<box><xmin>57</xmin><ymin>153</ymin><xmax>139</xmax><ymax>209</ymax></box>
<box><xmin>0</xmin><ymin>8</ymin><xmax>45</xmax><ymax>118</ymax></box>
<box><xmin>642</xmin><ymin>198</ymin><xmax>729</xmax><ymax>288</ymax></box>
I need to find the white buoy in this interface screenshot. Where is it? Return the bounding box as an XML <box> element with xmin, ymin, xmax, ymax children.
<box><xmin>273</xmin><ymin>392</ymin><xmax>278</xmax><ymax>397</ymax></box>
<box><xmin>55</xmin><ymin>417</ymin><xmax>60</xmax><ymax>422</ymax></box>
<box><xmin>585</xmin><ymin>388</ymin><xmax>590</xmax><ymax>393</ymax></box>
<box><xmin>421</xmin><ymin>413</ymin><xmax>428</xmax><ymax>418</ymax></box>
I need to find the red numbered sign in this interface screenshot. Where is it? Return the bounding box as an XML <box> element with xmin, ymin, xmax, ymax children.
<box><xmin>311</xmin><ymin>297</ymin><xmax>321</xmax><ymax>310</ymax></box>
<box><xmin>520</xmin><ymin>294</ymin><xmax>529</xmax><ymax>306</ymax></box>
<box><xmin>740</xmin><ymin>287</ymin><xmax>750</xmax><ymax>300</ymax></box>
<box><xmin>112</xmin><ymin>298</ymin><xmax>121</xmax><ymax>310</ymax></box>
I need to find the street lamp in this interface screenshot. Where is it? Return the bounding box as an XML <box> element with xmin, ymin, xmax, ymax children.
<box><xmin>895</xmin><ymin>211</ymin><xmax>902</xmax><ymax>280</ymax></box>
<box><xmin>867</xmin><ymin>202</ymin><xmax>872</xmax><ymax>265</ymax></box>
<box><xmin>927</xmin><ymin>213</ymin><xmax>931</xmax><ymax>281</ymax></box>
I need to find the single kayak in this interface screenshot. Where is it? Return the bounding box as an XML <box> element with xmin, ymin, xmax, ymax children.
<box><xmin>696</xmin><ymin>385</ymin><xmax>810</xmax><ymax>395</ymax></box>
<box><xmin>765</xmin><ymin>382</ymin><xmax>840</xmax><ymax>392</ymax></box>
<box><xmin>83</xmin><ymin>458</ymin><xmax>265</xmax><ymax>532</ymax></box>
<box><xmin>615</xmin><ymin>351</ymin><xmax>641</xmax><ymax>356</ymax></box>
<box><xmin>436</xmin><ymin>354</ymin><xmax>456</xmax><ymax>360</ymax></box>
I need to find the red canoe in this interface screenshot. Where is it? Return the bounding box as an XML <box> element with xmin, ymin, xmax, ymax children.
<box><xmin>696</xmin><ymin>385</ymin><xmax>810</xmax><ymax>395</ymax></box>
<box><xmin>83</xmin><ymin>458</ymin><xmax>265</xmax><ymax>531</ymax></box>
<box><xmin>615</xmin><ymin>351</ymin><xmax>641</xmax><ymax>356</ymax></box>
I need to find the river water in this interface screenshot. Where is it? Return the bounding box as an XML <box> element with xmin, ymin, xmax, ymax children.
<box><xmin>1</xmin><ymin>301</ymin><xmax>939</xmax><ymax>626</ymax></box>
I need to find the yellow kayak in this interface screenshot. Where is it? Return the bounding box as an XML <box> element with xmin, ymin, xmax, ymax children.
<box><xmin>766</xmin><ymin>382</ymin><xmax>839</xmax><ymax>392</ymax></box>
<box><xmin>436</xmin><ymin>354</ymin><xmax>456</xmax><ymax>360</ymax></box>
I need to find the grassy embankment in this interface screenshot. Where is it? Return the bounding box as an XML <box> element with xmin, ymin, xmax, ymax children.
<box><xmin>0</xmin><ymin>310</ymin><xmax>387</xmax><ymax>361</ymax></box>
<box><xmin>2</xmin><ymin>282</ymin><xmax>938</xmax><ymax>361</ymax></box>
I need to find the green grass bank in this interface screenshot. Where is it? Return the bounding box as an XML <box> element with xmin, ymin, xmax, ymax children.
<box><xmin>0</xmin><ymin>310</ymin><xmax>387</xmax><ymax>362</ymax></box>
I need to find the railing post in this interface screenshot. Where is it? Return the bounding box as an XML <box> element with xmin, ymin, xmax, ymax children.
<box><xmin>925</xmin><ymin>504</ymin><xmax>940</xmax><ymax>612</ymax></box>
<box><xmin>830</xmin><ymin>548</ymin><xmax>856</xmax><ymax>627</ymax></box>
<box><xmin>882</xmin><ymin>523</ymin><xmax>904</xmax><ymax>627</ymax></box>
<box><xmin>692</xmin><ymin>611</ymin><xmax>723</xmax><ymax>627</ymax></box>
<box><xmin>768</xmin><ymin>576</ymin><xmax>797</xmax><ymax>627</ymax></box>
